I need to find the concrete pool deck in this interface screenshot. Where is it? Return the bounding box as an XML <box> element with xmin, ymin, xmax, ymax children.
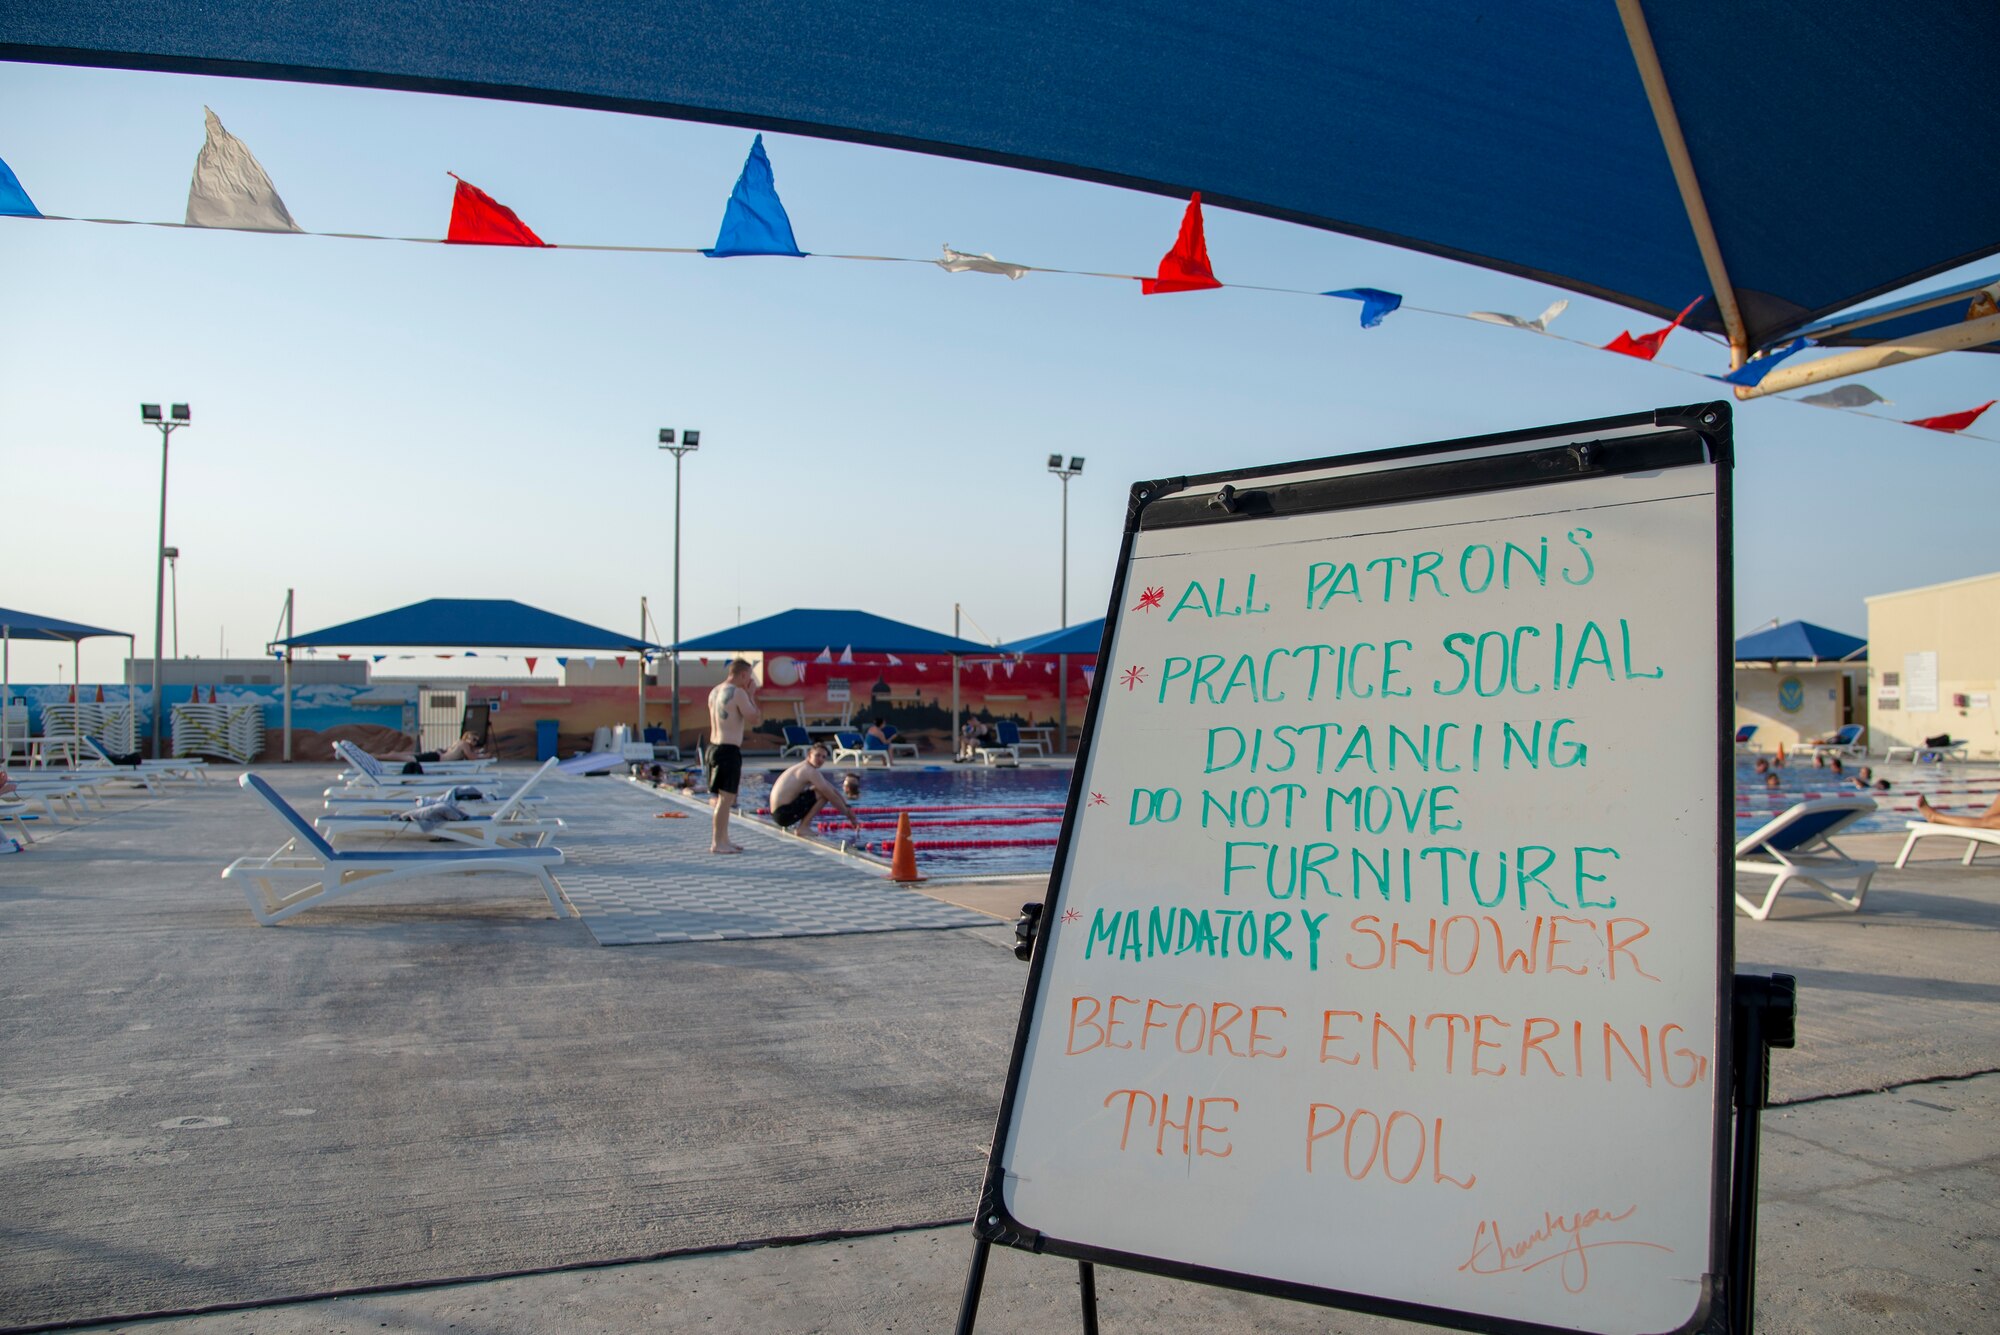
<box><xmin>0</xmin><ymin>769</ymin><xmax>1993</xmax><ymax>1333</ymax></box>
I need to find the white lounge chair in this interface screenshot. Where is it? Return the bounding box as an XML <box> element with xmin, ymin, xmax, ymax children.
<box><xmin>332</xmin><ymin>740</ymin><xmax>492</xmax><ymax>788</ymax></box>
<box><xmin>1881</xmin><ymin>740</ymin><xmax>1971</xmax><ymax>763</ymax></box>
<box><xmin>1734</xmin><ymin>797</ymin><xmax>1878</xmax><ymax>919</ymax></box>
<box><xmin>224</xmin><ymin>773</ymin><xmax>571</xmax><ymax>925</ymax></box>
<box><xmin>3</xmin><ymin>771</ymin><xmax>131</xmax><ymax>810</ymax></box>
<box><xmin>315</xmin><ymin>758</ymin><xmax>563</xmax><ymax>847</ymax></box>
<box><xmin>1791</xmin><ymin>724</ymin><xmax>1865</xmax><ymax>758</ymax></box>
<box><xmin>1895</xmin><ymin>821</ymin><xmax>2000</xmax><ymax>867</ymax></box>
<box><xmin>80</xmin><ymin>735</ymin><xmax>210</xmax><ymax>783</ymax></box>
<box><xmin>1</xmin><ymin>798</ymin><xmax>37</xmax><ymax>843</ymax></box>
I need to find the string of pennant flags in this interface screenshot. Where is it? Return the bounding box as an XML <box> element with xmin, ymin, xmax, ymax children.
<box><xmin>1</xmin><ymin>109</ymin><xmax>1991</xmax><ymax>440</ymax></box>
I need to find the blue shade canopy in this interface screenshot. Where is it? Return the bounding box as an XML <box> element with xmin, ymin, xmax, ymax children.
<box><xmin>679</xmin><ymin>609</ymin><xmax>987</xmax><ymax>655</ymax></box>
<box><xmin>1000</xmin><ymin>619</ymin><xmax>1106</xmax><ymax>656</ymax></box>
<box><xmin>0</xmin><ymin>607</ymin><xmax>127</xmax><ymax>641</ymax></box>
<box><xmin>282</xmin><ymin>599</ymin><xmax>659</xmax><ymax>650</ymax></box>
<box><xmin>1734</xmin><ymin>621</ymin><xmax>1867</xmax><ymax>664</ymax></box>
<box><xmin>3</xmin><ymin>3</ymin><xmax>1994</xmax><ymax>353</ymax></box>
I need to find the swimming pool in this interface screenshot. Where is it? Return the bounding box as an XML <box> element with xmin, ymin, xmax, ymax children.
<box><xmin>1734</xmin><ymin>758</ymin><xmax>2000</xmax><ymax>835</ymax></box>
<box><xmin>743</xmin><ymin>764</ymin><xmax>1075</xmax><ymax>876</ymax></box>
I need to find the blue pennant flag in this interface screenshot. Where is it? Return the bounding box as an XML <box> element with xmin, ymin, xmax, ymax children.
<box><xmin>704</xmin><ymin>135</ymin><xmax>806</xmax><ymax>258</ymax></box>
<box><xmin>1323</xmin><ymin>287</ymin><xmax>1402</xmax><ymax>328</ymax></box>
<box><xmin>0</xmin><ymin>154</ymin><xmax>42</xmax><ymax>218</ymax></box>
<box><xmin>556</xmin><ymin>656</ymin><xmax>569</xmax><ymax>667</ymax></box>
<box><xmin>1715</xmin><ymin>338</ymin><xmax>1812</xmax><ymax>387</ymax></box>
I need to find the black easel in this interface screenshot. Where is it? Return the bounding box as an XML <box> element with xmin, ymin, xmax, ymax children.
<box><xmin>957</xmin><ymin>917</ymin><xmax>1796</xmax><ymax>1335</ymax></box>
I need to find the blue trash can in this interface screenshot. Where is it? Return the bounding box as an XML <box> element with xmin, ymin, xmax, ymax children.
<box><xmin>535</xmin><ymin>719</ymin><xmax>560</xmax><ymax>762</ymax></box>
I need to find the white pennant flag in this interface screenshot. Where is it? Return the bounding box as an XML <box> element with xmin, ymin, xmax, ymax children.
<box><xmin>981</xmin><ymin>662</ymin><xmax>994</xmax><ymax>680</ymax></box>
<box><xmin>1080</xmin><ymin>665</ymin><xmax>1097</xmax><ymax>688</ymax></box>
<box><xmin>936</xmin><ymin>244</ymin><xmax>1029</xmax><ymax>280</ymax></box>
<box><xmin>885</xmin><ymin>653</ymin><xmax>903</xmax><ymax>665</ymax></box>
<box><xmin>1003</xmin><ymin>662</ymin><xmax>1015</xmax><ymax>678</ymax></box>
<box><xmin>915</xmin><ymin>661</ymin><xmax>929</xmax><ymax>673</ymax></box>
<box><xmin>185</xmin><ymin>107</ymin><xmax>301</xmax><ymax>232</ymax></box>
<box><xmin>1045</xmin><ymin>663</ymin><xmax>1055</xmax><ymax>673</ymax></box>
<box><xmin>814</xmin><ymin>646</ymin><xmax>834</xmax><ymax>664</ymax></box>
<box><xmin>1468</xmin><ymin>300</ymin><xmax>1567</xmax><ymax>333</ymax></box>
<box><xmin>838</xmin><ymin>645</ymin><xmax>855</xmax><ymax>665</ymax></box>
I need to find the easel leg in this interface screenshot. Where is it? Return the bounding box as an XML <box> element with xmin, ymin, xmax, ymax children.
<box><xmin>953</xmin><ymin>1237</ymin><xmax>992</xmax><ymax>1335</ymax></box>
<box><xmin>1728</xmin><ymin>973</ymin><xmax>1796</xmax><ymax>1335</ymax></box>
<box><xmin>1079</xmin><ymin>1260</ymin><xmax>1100</xmax><ymax>1335</ymax></box>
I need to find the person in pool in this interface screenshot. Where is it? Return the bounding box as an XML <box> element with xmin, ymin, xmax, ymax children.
<box><xmin>1753</xmin><ymin>758</ymin><xmax>1771</xmax><ymax>775</ymax></box>
<box><xmin>1764</xmin><ymin>773</ymin><xmax>1783</xmax><ymax>789</ymax></box>
<box><xmin>1851</xmin><ymin>766</ymin><xmax>1875</xmax><ymax>789</ymax></box>
<box><xmin>842</xmin><ymin>774</ymin><xmax>862</xmax><ymax>801</ymax></box>
<box><xmin>1915</xmin><ymin>792</ymin><xmax>2000</xmax><ymax>830</ymax></box>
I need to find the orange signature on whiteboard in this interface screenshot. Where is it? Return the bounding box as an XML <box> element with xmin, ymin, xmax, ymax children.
<box><xmin>1456</xmin><ymin>1204</ymin><xmax>1670</xmax><ymax>1294</ymax></box>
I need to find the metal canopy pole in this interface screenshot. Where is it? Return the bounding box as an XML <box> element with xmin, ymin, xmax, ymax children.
<box><xmin>637</xmin><ymin>595</ymin><xmax>648</xmax><ymax>732</ymax></box>
<box><xmin>282</xmin><ymin>589</ymin><xmax>294</xmax><ymax>761</ymax></box>
<box><xmin>1615</xmin><ymin>0</ymin><xmax>1750</xmax><ymax>370</ymax></box>
<box><xmin>1737</xmin><ymin>312</ymin><xmax>2000</xmax><ymax>399</ymax></box>
<box><xmin>952</xmin><ymin>605</ymin><xmax>962</xmax><ymax>761</ymax></box>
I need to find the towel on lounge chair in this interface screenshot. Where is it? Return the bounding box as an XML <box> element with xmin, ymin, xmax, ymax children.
<box><xmin>397</xmin><ymin>796</ymin><xmax>472</xmax><ymax>833</ymax></box>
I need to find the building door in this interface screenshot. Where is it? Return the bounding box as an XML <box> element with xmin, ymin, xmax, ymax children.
<box><xmin>1841</xmin><ymin>674</ymin><xmax>1854</xmax><ymax>726</ymax></box>
<box><xmin>419</xmin><ymin>689</ymin><xmax>463</xmax><ymax>752</ymax></box>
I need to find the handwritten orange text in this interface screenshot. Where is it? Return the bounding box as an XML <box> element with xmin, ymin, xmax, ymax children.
<box><xmin>1457</xmin><ymin>1204</ymin><xmax>1669</xmax><ymax>1293</ymax></box>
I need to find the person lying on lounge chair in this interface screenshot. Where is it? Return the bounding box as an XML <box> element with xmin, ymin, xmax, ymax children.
<box><xmin>767</xmin><ymin>745</ymin><xmax>862</xmax><ymax>839</ymax></box>
<box><xmin>1915</xmin><ymin>793</ymin><xmax>2000</xmax><ymax>830</ymax></box>
<box><xmin>381</xmin><ymin>732</ymin><xmax>489</xmax><ymax>764</ymax></box>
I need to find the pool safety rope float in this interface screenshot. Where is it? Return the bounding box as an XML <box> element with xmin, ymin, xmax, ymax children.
<box><xmin>870</xmin><ymin>837</ymin><xmax>1060</xmax><ymax>852</ymax></box>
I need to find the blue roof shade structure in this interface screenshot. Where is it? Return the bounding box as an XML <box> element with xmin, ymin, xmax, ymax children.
<box><xmin>1734</xmin><ymin>621</ymin><xmax>1867</xmax><ymax>664</ymax></box>
<box><xmin>1000</xmin><ymin>619</ymin><xmax>1107</xmax><ymax>656</ymax></box>
<box><xmin>678</xmin><ymin>609</ymin><xmax>987</xmax><ymax>655</ymax></box>
<box><xmin>282</xmin><ymin>599</ymin><xmax>659</xmax><ymax>651</ymax></box>
<box><xmin>4</xmin><ymin>1</ymin><xmax>1994</xmax><ymax>354</ymax></box>
<box><xmin>0</xmin><ymin>607</ymin><xmax>128</xmax><ymax>642</ymax></box>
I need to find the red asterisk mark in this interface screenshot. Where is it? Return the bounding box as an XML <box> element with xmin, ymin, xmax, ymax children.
<box><xmin>1089</xmin><ymin>791</ymin><xmax>1107</xmax><ymax>806</ymax></box>
<box><xmin>1119</xmin><ymin>664</ymin><xmax>1147</xmax><ymax>691</ymax></box>
<box><xmin>1133</xmin><ymin>585</ymin><xmax>1166</xmax><ymax>613</ymax></box>
<box><xmin>1060</xmin><ymin>908</ymin><xmax>1083</xmax><ymax>925</ymax></box>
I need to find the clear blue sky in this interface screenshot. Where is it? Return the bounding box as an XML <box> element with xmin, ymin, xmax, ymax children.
<box><xmin>3</xmin><ymin>61</ymin><xmax>1994</xmax><ymax>684</ymax></box>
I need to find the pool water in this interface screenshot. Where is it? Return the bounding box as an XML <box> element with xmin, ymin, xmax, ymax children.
<box><xmin>743</xmin><ymin>763</ymin><xmax>1076</xmax><ymax>875</ymax></box>
<box><xmin>1734</xmin><ymin>758</ymin><xmax>2000</xmax><ymax>835</ymax></box>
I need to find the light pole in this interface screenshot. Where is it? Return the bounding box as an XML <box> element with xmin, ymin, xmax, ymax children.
<box><xmin>142</xmin><ymin>404</ymin><xmax>190</xmax><ymax>758</ymax></box>
<box><xmin>1047</xmin><ymin>454</ymin><xmax>1084</xmax><ymax>752</ymax></box>
<box><xmin>659</xmin><ymin>427</ymin><xmax>702</xmax><ymax>749</ymax></box>
<box><xmin>163</xmin><ymin>547</ymin><xmax>180</xmax><ymax>659</ymax></box>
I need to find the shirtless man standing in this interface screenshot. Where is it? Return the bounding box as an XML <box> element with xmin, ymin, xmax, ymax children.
<box><xmin>705</xmin><ymin>659</ymin><xmax>762</xmax><ymax>853</ymax></box>
<box><xmin>768</xmin><ymin>744</ymin><xmax>864</xmax><ymax>839</ymax></box>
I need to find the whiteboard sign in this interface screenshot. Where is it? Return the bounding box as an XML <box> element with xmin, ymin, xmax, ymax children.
<box><xmin>976</xmin><ymin>407</ymin><xmax>1734</xmax><ymax>1335</ymax></box>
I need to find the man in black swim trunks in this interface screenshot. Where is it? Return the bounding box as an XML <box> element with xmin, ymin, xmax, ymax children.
<box><xmin>704</xmin><ymin>658</ymin><xmax>761</xmax><ymax>853</ymax></box>
<box><xmin>768</xmin><ymin>744</ymin><xmax>863</xmax><ymax>839</ymax></box>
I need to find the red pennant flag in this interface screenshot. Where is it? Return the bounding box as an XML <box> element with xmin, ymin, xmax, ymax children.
<box><xmin>338</xmin><ymin>653</ymin><xmax>351</xmax><ymax>661</ymax></box>
<box><xmin>524</xmin><ymin>656</ymin><xmax>537</xmax><ymax>673</ymax></box>
<box><xmin>445</xmin><ymin>174</ymin><xmax>550</xmax><ymax>247</ymax></box>
<box><xmin>206</xmin><ymin>686</ymin><xmax>217</xmax><ymax>703</ymax></box>
<box><xmin>94</xmin><ymin>685</ymin><xmax>105</xmax><ymax>702</ymax></box>
<box><xmin>616</xmin><ymin>655</ymin><xmax>627</xmax><ymax>668</ymax></box>
<box><xmin>1603</xmin><ymin>297</ymin><xmax>1702</xmax><ymax>360</ymax></box>
<box><xmin>68</xmin><ymin>685</ymin><xmax>77</xmax><ymax>703</ymax></box>
<box><xmin>1140</xmin><ymin>192</ymin><xmax>1223</xmax><ymax>294</ymax></box>
<box><xmin>1906</xmin><ymin>400</ymin><xmax>1994</xmax><ymax>433</ymax></box>
<box><xmin>437</xmin><ymin>654</ymin><xmax>452</xmax><ymax>660</ymax></box>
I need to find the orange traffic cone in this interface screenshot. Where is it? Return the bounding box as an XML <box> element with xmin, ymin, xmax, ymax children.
<box><xmin>1776</xmin><ymin>742</ymin><xmax>1786</xmax><ymax>766</ymax></box>
<box><xmin>888</xmin><ymin>811</ymin><xmax>925</xmax><ymax>882</ymax></box>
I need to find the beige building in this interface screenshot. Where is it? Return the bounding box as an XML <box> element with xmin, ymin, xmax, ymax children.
<box><xmin>1734</xmin><ymin>662</ymin><xmax>1865</xmax><ymax>752</ymax></box>
<box><xmin>1865</xmin><ymin>571</ymin><xmax>2000</xmax><ymax>760</ymax></box>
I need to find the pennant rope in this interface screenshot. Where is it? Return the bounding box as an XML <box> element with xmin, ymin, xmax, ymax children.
<box><xmin>4</xmin><ymin>179</ymin><xmax>1989</xmax><ymax>438</ymax></box>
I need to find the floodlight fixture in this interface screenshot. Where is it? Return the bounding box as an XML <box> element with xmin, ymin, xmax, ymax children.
<box><xmin>682</xmin><ymin>430</ymin><xmax>700</xmax><ymax>449</ymax></box>
<box><xmin>659</xmin><ymin>428</ymin><xmax>675</xmax><ymax>445</ymax></box>
<box><xmin>141</xmin><ymin>404</ymin><xmax>163</xmax><ymax>422</ymax></box>
<box><xmin>162</xmin><ymin>546</ymin><xmax>179</xmax><ymax>559</ymax></box>
<box><xmin>1069</xmin><ymin>456</ymin><xmax>1085</xmax><ymax>472</ymax></box>
<box><xmin>1047</xmin><ymin>453</ymin><xmax>1064</xmax><ymax>470</ymax></box>
<box><xmin>171</xmin><ymin>404</ymin><xmax>191</xmax><ymax>422</ymax></box>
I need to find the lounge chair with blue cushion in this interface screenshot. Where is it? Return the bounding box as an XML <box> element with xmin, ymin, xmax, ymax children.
<box><xmin>1733</xmin><ymin>724</ymin><xmax>1758</xmax><ymax>751</ymax></box>
<box><xmin>881</xmin><ymin>725</ymin><xmax>919</xmax><ymax>760</ymax></box>
<box><xmin>334</xmin><ymin>740</ymin><xmax>492</xmax><ymax>785</ymax></box>
<box><xmin>1734</xmin><ymin>797</ymin><xmax>1877</xmax><ymax>919</ymax></box>
<box><xmin>1881</xmin><ymin>738</ymin><xmax>1970</xmax><ymax>763</ymax></box>
<box><xmin>1791</xmin><ymin>724</ymin><xmax>1865</xmax><ymax>758</ymax></box>
<box><xmin>995</xmin><ymin>721</ymin><xmax>1045</xmax><ymax>758</ymax></box>
<box><xmin>778</xmin><ymin>724</ymin><xmax>813</xmax><ymax>759</ymax></box>
<box><xmin>225</xmin><ymin>773</ymin><xmax>570</xmax><ymax>925</ymax></box>
<box><xmin>315</xmin><ymin>757</ymin><xmax>563</xmax><ymax>847</ymax></box>
<box><xmin>832</xmin><ymin>731</ymin><xmax>891</xmax><ymax>767</ymax></box>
